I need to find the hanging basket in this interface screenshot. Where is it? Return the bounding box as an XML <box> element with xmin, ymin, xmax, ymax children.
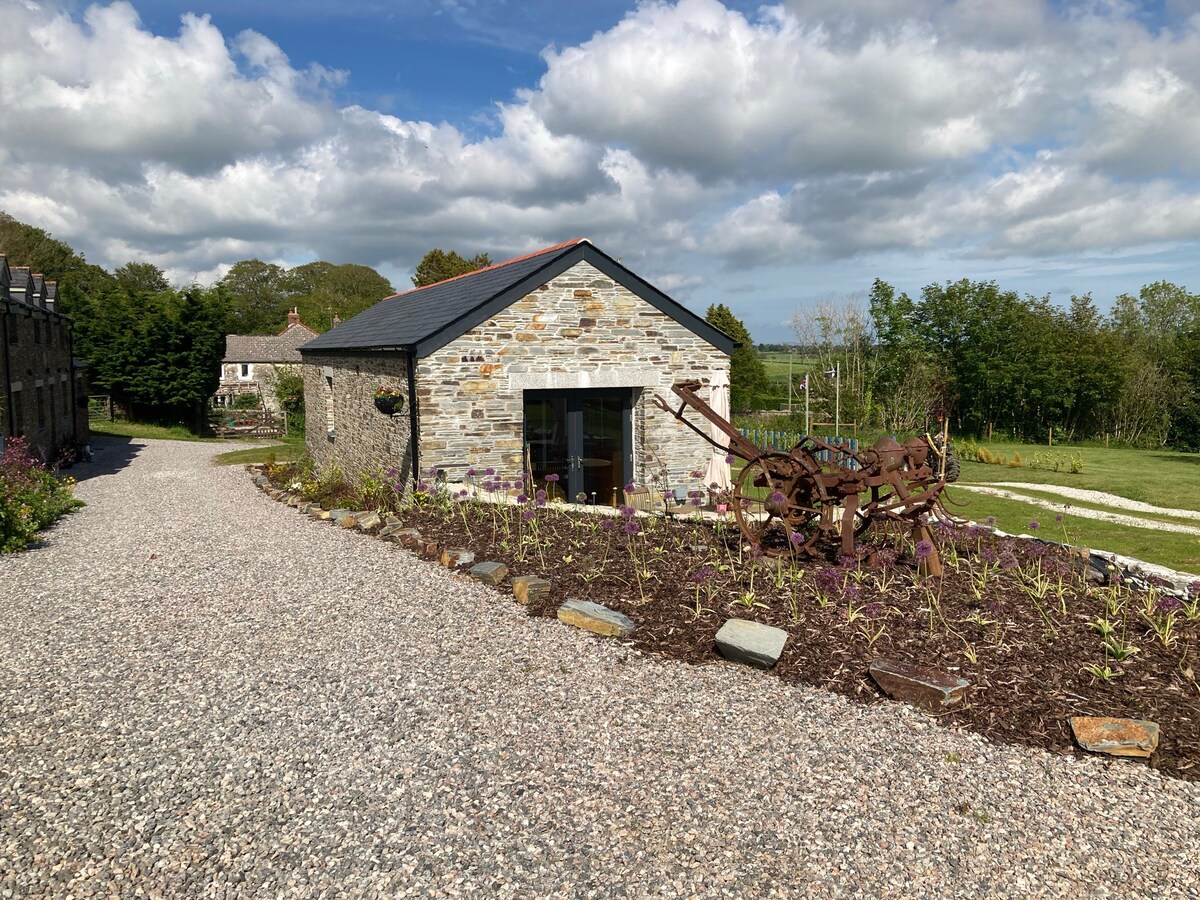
<box><xmin>374</xmin><ymin>393</ymin><xmax>404</xmax><ymax>415</ymax></box>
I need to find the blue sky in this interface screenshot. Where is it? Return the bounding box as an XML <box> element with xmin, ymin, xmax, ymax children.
<box><xmin>6</xmin><ymin>0</ymin><xmax>1200</xmax><ymax>340</ymax></box>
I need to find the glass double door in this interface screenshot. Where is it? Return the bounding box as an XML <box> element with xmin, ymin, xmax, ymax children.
<box><xmin>524</xmin><ymin>389</ymin><xmax>633</xmax><ymax>505</ymax></box>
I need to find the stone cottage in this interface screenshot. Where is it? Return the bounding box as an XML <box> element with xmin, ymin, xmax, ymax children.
<box><xmin>299</xmin><ymin>239</ymin><xmax>735</xmax><ymax>505</ymax></box>
<box><xmin>215</xmin><ymin>309</ymin><xmax>318</xmax><ymax>410</ymax></box>
<box><xmin>0</xmin><ymin>254</ymin><xmax>89</xmax><ymax>460</ymax></box>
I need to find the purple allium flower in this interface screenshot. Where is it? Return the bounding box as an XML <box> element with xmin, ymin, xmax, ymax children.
<box><xmin>576</xmin><ymin>492</ymin><xmax>588</xmax><ymax>503</ymax></box>
<box><xmin>874</xmin><ymin>549</ymin><xmax>897</xmax><ymax>569</ymax></box>
<box><xmin>456</xmin><ymin>489</ymin><xmax>469</xmax><ymax>498</ymax></box>
<box><xmin>843</xmin><ymin>585</ymin><xmax>862</xmax><ymax>603</ymax></box>
<box><xmin>535</xmin><ymin>489</ymin><xmax>547</xmax><ymax>502</ymax></box>
<box><xmin>416</xmin><ymin>482</ymin><xmax>429</xmax><ymax>493</ymax></box>
<box><xmin>428</xmin><ymin>465</ymin><xmax>439</xmax><ymax>477</ymax></box>
<box><xmin>484</xmin><ymin>467</ymin><xmax>496</xmax><ymax>476</ymax></box>
<box><xmin>1190</xmin><ymin>579</ymin><xmax>1200</xmax><ymax>598</ymax></box>
<box><xmin>522</xmin><ymin>508</ymin><xmax>536</xmax><ymax>521</ymax></box>
<box><xmin>985</xmin><ymin>516</ymin><xmax>997</xmax><ymax>527</ymax></box>
<box><xmin>516</xmin><ymin>493</ymin><xmax>529</xmax><ymax>504</ymax></box>
<box><xmin>915</xmin><ymin>540</ymin><xmax>934</xmax><ymax>560</ymax></box>
<box><xmin>545</xmin><ymin>473</ymin><xmax>560</xmax><ymax>483</ymax></box>
<box><xmin>1055</xmin><ymin>513</ymin><xmax>1064</xmax><ymax>523</ymax></box>
<box><xmin>981</xmin><ymin>547</ymin><xmax>999</xmax><ymax>565</ymax></box>
<box><xmin>1155</xmin><ymin>596</ymin><xmax>1183</xmax><ymax>615</ymax></box>
<box><xmin>837</xmin><ymin>554</ymin><xmax>857</xmax><ymax>569</ymax></box>
<box><xmin>624</xmin><ymin>481</ymin><xmax>636</xmax><ymax>493</ymax></box>
<box><xmin>623</xmin><ymin>520</ymin><xmax>641</xmax><ymax>536</ymax></box>
<box><xmin>688</xmin><ymin>489</ymin><xmax>703</xmax><ymax>498</ymax></box>
<box><xmin>465</xmin><ymin>468</ymin><xmax>477</xmax><ymax>477</ymax></box>
<box><xmin>767</xmin><ymin>491</ymin><xmax>787</xmax><ymax>505</ymax></box>
<box><xmin>691</xmin><ymin>470</ymin><xmax>704</xmax><ymax>479</ymax></box>
<box><xmin>690</xmin><ymin>498</ymin><xmax>703</xmax><ymax>507</ymax></box>
<box><xmin>689</xmin><ymin>565</ymin><xmax>717</xmax><ymax>584</ymax></box>
<box><xmin>385</xmin><ymin>467</ymin><xmax>398</xmax><ymax>478</ymax></box>
<box><xmin>999</xmin><ymin>550</ymin><xmax>1018</xmax><ymax>570</ymax></box>
<box><xmin>789</xmin><ymin>531</ymin><xmax>806</xmax><ymax>545</ymax></box>
<box><xmin>620</xmin><ymin>505</ymin><xmax>636</xmax><ymax>519</ymax></box>
<box><xmin>815</xmin><ymin>567</ymin><xmax>841</xmax><ymax>595</ymax></box>
<box><xmin>862</xmin><ymin>602</ymin><xmax>884</xmax><ymax>619</ymax></box>
<box><xmin>725</xmin><ymin>453</ymin><xmax>736</xmax><ymax>464</ymax></box>
<box><xmin>601</xmin><ymin>518</ymin><xmax>617</xmax><ymax>532</ymax></box>
<box><xmin>1029</xmin><ymin>520</ymin><xmax>1040</xmax><ymax>531</ymax></box>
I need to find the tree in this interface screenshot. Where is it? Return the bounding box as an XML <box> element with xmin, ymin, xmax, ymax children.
<box><xmin>113</xmin><ymin>261</ymin><xmax>170</xmax><ymax>296</ymax></box>
<box><xmin>0</xmin><ymin>211</ymin><xmax>114</xmax><ymax>314</ymax></box>
<box><xmin>218</xmin><ymin>259</ymin><xmax>288</xmax><ymax>334</ymax></box>
<box><xmin>412</xmin><ymin>249</ymin><xmax>491</xmax><ymax>288</ymax></box>
<box><xmin>285</xmin><ymin>262</ymin><xmax>394</xmax><ymax>330</ymax></box>
<box><xmin>705</xmin><ymin>304</ymin><xmax>769</xmax><ymax>411</ymax></box>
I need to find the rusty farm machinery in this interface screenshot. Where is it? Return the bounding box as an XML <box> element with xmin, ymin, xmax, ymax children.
<box><xmin>653</xmin><ymin>381</ymin><xmax>960</xmax><ymax>565</ymax></box>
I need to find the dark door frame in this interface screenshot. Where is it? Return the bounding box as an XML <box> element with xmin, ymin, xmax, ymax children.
<box><xmin>524</xmin><ymin>387</ymin><xmax>634</xmax><ymax>503</ymax></box>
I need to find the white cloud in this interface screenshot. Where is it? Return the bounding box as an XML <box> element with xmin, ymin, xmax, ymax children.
<box><xmin>1</xmin><ymin>0</ymin><xmax>1200</xmax><ymax>293</ymax></box>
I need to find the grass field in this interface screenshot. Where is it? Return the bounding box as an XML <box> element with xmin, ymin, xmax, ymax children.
<box><xmin>212</xmin><ymin>436</ymin><xmax>304</xmax><ymax>466</ymax></box>
<box><xmin>952</xmin><ymin>440</ymin><xmax>1200</xmax><ymax>572</ymax></box>
<box><xmin>90</xmin><ymin>421</ymin><xmax>217</xmax><ymax>442</ymax></box>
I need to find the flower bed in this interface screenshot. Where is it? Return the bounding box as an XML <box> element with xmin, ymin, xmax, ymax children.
<box><xmin>258</xmin><ymin>459</ymin><xmax>1200</xmax><ymax>780</ymax></box>
<box><xmin>394</xmin><ymin>484</ymin><xmax>1200</xmax><ymax>781</ymax></box>
<box><xmin>0</xmin><ymin>437</ymin><xmax>84</xmax><ymax>552</ymax></box>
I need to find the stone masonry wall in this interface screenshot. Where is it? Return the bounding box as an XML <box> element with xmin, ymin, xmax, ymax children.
<box><xmin>2</xmin><ymin>299</ymin><xmax>88</xmax><ymax>461</ymax></box>
<box><xmin>416</xmin><ymin>260</ymin><xmax>729</xmax><ymax>488</ymax></box>
<box><xmin>217</xmin><ymin>362</ymin><xmax>295</xmax><ymax>411</ymax></box>
<box><xmin>301</xmin><ymin>352</ymin><xmax>412</xmax><ymax>486</ymax></box>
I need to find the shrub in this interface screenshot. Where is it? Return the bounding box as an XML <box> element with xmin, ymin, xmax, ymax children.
<box><xmin>0</xmin><ymin>436</ymin><xmax>84</xmax><ymax>552</ymax></box>
<box><xmin>232</xmin><ymin>393</ymin><xmax>262</xmax><ymax>410</ymax></box>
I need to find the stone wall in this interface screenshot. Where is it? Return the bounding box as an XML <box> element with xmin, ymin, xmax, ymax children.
<box><xmin>216</xmin><ymin>362</ymin><xmax>296</xmax><ymax>411</ymax></box>
<box><xmin>416</xmin><ymin>260</ymin><xmax>729</xmax><ymax>488</ymax></box>
<box><xmin>2</xmin><ymin>299</ymin><xmax>88</xmax><ymax>460</ymax></box>
<box><xmin>301</xmin><ymin>351</ymin><xmax>413</xmax><ymax>486</ymax></box>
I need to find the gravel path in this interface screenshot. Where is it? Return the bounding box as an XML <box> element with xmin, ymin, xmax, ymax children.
<box><xmin>955</xmin><ymin>484</ymin><xmax>1200</xmax><ymax>536</ymax></box>
<box><xmin>3</xmin><ymin>438</ymin><xmax>1199</xmax><ymax>898</ymax></box>
<box><xmin>971</xmin><ymin>482</ymin><xmax>1200</xmax><ymax>521</ymax></box>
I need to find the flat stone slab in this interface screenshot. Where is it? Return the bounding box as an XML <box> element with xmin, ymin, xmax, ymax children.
<box><xmin>337</xmin><ymin>513</ymin><xmax>360</xmax><ymax>529</ymax></box>
<box><xmin>393</xmin><ymin>528</ymin><xmax>422</xmax><ymax>548</ymax></box>
<box><xmin>328</xmin><ymin>508</ymin><xmax>352</xmax><ymax>522</ymax></box>
<box><xmin>254</xmin><ymin>474</ymin><xmax>269</xmax><ymax>486</ymax></box>
<box><xmin>512</xmin><ymin>576</ymin><xmax>551</xmax><ymax>605</ymax></box>
<box><xmin>557</xmin><ymin>599</ymin><xmax>635</xmax><ymax>637</ymax></box>
<box><xmin>869</xmin><ymin>659</ymin><xmax>969</xmax><ymax>710</ymax></box>
<box><xmin>385</xmin><ymin>515</ymin><xmax>401</xmax><ymax>526</ymax></box>
<box><xmin>440</xmin><ymin>548</ymin><xmax>475</xmax><ymax>569</ymax></box>
<box><xmin>269</xmin><ymin>490</ymin><xmax>285</xmax><ymax>501</ymax></box>
<box><xmin>286</xmin><ymin>494</ymin><xmax>302</xmax><ymax>507</ymax></box>
<box><xmin>715</xmin><ymin>619</ymin><xmax>788</xmax><ymax>669</ymax></box>
<box><xmin>309</xmin><ymin>507</ymin><xmax>330</xmax><ymax>520</ymax></box>
<box><xmin>469</xmin><ymin>561</ymin><xmax>508</xmax><ymax>586</ymax></box>
<box><xmin>378</xmin><ymin>523</ymin><xmax>404</xmax><ymax>538</ymax></box>
<box><xmin>1070</xmin><ymin>716</ymin><xmax>1160</xmax><ymax>758</ymax></box>
<box><xmin>355</xmin><ymin>512</ymin><xmax>382</xmax><ymax>531</ymax></box>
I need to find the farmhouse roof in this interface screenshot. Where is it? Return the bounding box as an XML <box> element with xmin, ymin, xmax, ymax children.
<box><xmin>223</xmin><ymin>320</ymin><xmax>319</xmax><ymax>364</ymax></box>
<box><xmin>299</xmin><ymin>239</ymin><xmax>736</xmax><ymax>358</ymax></box>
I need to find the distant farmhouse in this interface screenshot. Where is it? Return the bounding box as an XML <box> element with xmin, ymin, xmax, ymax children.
<box><xmin>0</xmin><ymin>255</ymin><xmax>89</xmax><ymax>460</ymax></box>
<box><xmin>299</xmin><ymin>239</ymin><xmax>734</xmax><ymax>505</ymax></box>
<box><xmin>215</xmin><ymin>308</ymin><xmax>318</xmax><ymax>410</ymax></box>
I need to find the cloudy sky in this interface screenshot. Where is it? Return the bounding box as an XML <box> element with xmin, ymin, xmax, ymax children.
<box><xmin>3</xmin><ymin>0</ymin><xmax>1200</xmax><ymax>338</ymax></box>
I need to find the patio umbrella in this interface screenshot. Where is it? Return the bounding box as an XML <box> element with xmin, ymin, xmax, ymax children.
<box><xmin>703</xmin><ymin>369</ymin><xmax>732</xmax><ymax>493</ymax></box>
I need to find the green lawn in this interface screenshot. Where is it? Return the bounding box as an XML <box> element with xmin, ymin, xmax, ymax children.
<box><xmin>212</xmin><ymin>435</ymin><xmax>304</xmax><ymax>466</ymax></box>
<box><xmin>956</xmin><ymin>440</ymin><xmax>1200</xmax><ymax>511</ymax></box>
<box><xmin>90</xmin><ymin>420</ymin><xmax>217</xmax><ymax>442</ymax></box>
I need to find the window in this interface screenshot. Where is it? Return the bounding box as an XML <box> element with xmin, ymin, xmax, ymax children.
<box><xmin>239</xmin><ymin>363</ymin><xmax>253</xmax><ymax>381</ymax></box>
<box><xmin>325</xmin><ymin>375</ymin><xmax>335</xmax><ymax>437</ymax></box>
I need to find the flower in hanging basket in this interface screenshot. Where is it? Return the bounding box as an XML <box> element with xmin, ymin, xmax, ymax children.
<box><xmin>374</xmin><ymin>385</ymin><xmax>404</xmax><ymax>414</ymax></box>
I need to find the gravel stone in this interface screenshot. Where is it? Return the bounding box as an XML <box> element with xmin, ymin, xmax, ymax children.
<box><xmin>2</xmin><ymin>436</ymin><xmax>1198</xmax><ymax>898</ymax></box>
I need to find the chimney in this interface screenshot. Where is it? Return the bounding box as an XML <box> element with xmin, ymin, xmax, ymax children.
<box><xmin>286</xmin><ymin>307</ymin><xmax>301</xmax><ymax>327</ymax></box>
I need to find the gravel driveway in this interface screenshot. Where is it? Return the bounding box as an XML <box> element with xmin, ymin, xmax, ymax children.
<box><xmin>2</xmin><ymin>437</ymin><xmax>1198</xmax><ymax>898</ymax></box>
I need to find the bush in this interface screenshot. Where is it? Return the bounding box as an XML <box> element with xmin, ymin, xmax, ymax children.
<box><xmin>0</xmin><ymin>436</ymin><xmax>84</xmax><ymax>552</ymax></box>
<box><xmin>273</xmin><ymin>368</ymin><xmax>305</xmax><ymax>436</ymax></box>
<box><xmin>232</xmin><ymin>393</ymin><xmax>262</xmax><ymax>410</ymax></box>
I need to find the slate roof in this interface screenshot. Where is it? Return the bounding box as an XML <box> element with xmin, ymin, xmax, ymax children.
<box><xmin>300</xmin><ymin>239</ymin><xmax>736</xmax><ymax>358</ymax></box>
<box><xmin>223</xmin><ymin>321</ymin><xmax>320</xmax><ymax>364</ymax></box>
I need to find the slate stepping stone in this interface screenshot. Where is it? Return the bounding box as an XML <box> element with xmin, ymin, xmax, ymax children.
<box><xmin>869</xmin><ymin>659</ymin><xmax>969</xmax><ymax>710</ymax></box>
<box><xmin>337</xmin><ymin>512</ymin><xmax>360</xmax><ymax>529</ymax></box>
<box><xmin>1070</xmin><ymin>716</ymin><xmax>1160</xmax><ymax>758</ymax></box>
<box><xmin>469</xmin><ymin>562</ymin><xmax>508</xmax><ymax>586</ymax></box>
<box><xmin>378</xmin><ymin>523</ymin><xmax>403</xmax><ymax>538</ymax></box>
<box><xmin>512</xmin><ymin>576</ymin><xmax>551</xmax><ymax>605</ymax></box>
<box><xmin>715</xmin><ymin>619</ymin><xmax>788</xmax><ymax>669</ymax></box>
<box><xmin>310</xmin><ymin>507</ymin><xmax>330</xmax><ymax>520</ymax></box>
<box><xmin>355</xmin><ymin>511</ymin><xmax>382</xmax><ymax>531</ymax></box>
<box><xmin>254</xmin><ymin>474</ymin><xmax>269</xmax><ymax>486</ymax></box>
<box><xmin>557</xmin><ymin>599</ymin><xmax>635</xmax><ymax>637</ymax></box>
<box><xmin>440</xmin><ymin>548</ymin><xmax>475</xmax><ymax>569</ymax></box>
<box><xmin>286</xmin><ymin>494</ymin><xmax>302</xmax><ymax>507</ymax></box>
<box><xmin>270</xmin><ymin>490</ymin><xmax>285</xmax><ymax>500</ymax></box>
<box><xmin>328</xmin><ymin>508</ymin><xmax>351</xmax><ymax>522</ymax></box>
<box><xmin>393</xmin><ymin>528</ymin><xmax>422</xmax><ymax>548</ymax></box>
<box><xmin>385</xmin><ymin>515</ymin><xmax>401</xmax><ymax>526</ymax></box>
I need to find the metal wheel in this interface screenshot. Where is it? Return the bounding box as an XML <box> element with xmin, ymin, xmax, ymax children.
<box><xmin>732</xmin><ymin>452</ymin><xmax>827</xmax><ymax>556</ymax></box>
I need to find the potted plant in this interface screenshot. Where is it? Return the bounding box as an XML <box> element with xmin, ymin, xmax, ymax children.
<box><xmin>374</xmin><ymin>386</ymin><xmax>405</xmax><ymax>415</ymax></box>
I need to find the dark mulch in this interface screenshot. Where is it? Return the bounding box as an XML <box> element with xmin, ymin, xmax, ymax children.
<box><xmin>397</xmin><ymin>501</ymin><xmax>1199</xmax><ymax>781</ymax></box>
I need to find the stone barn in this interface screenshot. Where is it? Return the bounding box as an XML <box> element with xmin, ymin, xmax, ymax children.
<box><xmin>299</xmin><ymin>239</ymin><xmax>734</xmax><ymax>505</ymax></box>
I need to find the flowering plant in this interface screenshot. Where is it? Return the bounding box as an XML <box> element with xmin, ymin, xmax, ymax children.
<box><xmin>375</xmin><ymin>386</ymin><xmax>404</xmax><ymax>400</ymax></box>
